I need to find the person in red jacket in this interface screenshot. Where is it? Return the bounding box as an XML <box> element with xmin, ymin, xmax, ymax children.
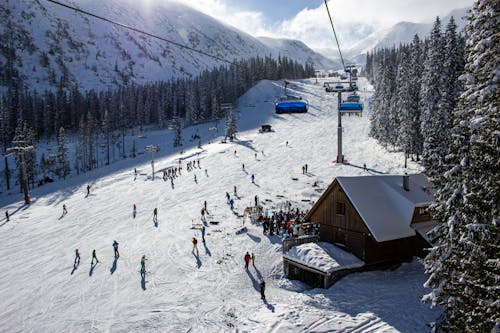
<box><xmin>192</xmin><ymin>237</ymin><xmax>199</xmax><ymax>255</ymax></box>
<box><xmin>244</xmin><ymin>252</ymin><xmax>251</xmax><ymax>269</ymax></box>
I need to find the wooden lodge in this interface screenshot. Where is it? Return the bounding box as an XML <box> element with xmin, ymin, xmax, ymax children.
<box><xmin>304</xmin><ymin>174</ymin><xmax>435</xmax><ymax>265</ymax></box>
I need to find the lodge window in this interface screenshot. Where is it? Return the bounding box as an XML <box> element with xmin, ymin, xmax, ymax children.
<box><xmin>336</xmin><ymin>202</ymin><xmax>345</xmax><ymax>215</ymax></box>
<box><xmin>419</xmin><ymin>207</ymin><xmax>429</xmax><ymax>215</ymax></box>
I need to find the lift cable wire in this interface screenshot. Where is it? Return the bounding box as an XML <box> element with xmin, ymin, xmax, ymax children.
<box><xmin>45</xmin><ymin>0</ymin><xmax>235</xmax><ymax>66</ymax></box>
<box><xmin>323</xmin><ymin>0</ymin><xmax>346</xmax><ymax>72</ymax></box>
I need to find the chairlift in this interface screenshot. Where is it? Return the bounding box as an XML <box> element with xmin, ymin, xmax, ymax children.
<box><xmin>346</xmin><ymin>94</ymin><xmax>360</xmax><ymax>103</ymax></box>
<box><xmin>339</xmin><ymin>102</ymin><xmax>363</xmax><ymax>112</ymax></box>
<box><xmin>275</xmin><ymin>99</ymin><xmax>308</xmax><ymax>114</ymax></box>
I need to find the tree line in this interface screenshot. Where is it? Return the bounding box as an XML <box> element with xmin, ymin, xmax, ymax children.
<box><xmin>0</xmin><ymin>55</ymin><xmax>315</xmax><ymax>191</ymax></box>
<box><xmin>367</xmin><ymin>1</ymin><xmax>499</xmax><ymax>330</ymax></box>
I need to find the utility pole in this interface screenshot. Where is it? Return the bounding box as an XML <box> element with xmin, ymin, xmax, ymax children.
<box><xmin>7</xmin><ymin>141</ymin><xmax>34</xmax><ymax>204</ymax></box>
<box><xmin>337</xmin><ymin>91</ymin><xmax>343</xmax><ymax>163</ymax></box>
<box><xmin>145</xmin><ymin>145</ymin><xmax>159</xmax><ymax>180</ymax></box>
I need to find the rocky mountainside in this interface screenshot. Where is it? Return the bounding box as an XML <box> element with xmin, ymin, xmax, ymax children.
<box><xmin>0</xmin><ymin>0</ymin><xmax>336</xmax><ymax>92</ymax></box>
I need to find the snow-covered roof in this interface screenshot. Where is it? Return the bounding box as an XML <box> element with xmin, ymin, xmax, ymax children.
<box><xmin>336</xmin><ymin>174</ymin><xmax>433</xmax><ymax>242</ymax></box>
<box><xmin>283</xmin><ymin>242</ymin><xmax>364</xmax><ymax>274</ymax></box>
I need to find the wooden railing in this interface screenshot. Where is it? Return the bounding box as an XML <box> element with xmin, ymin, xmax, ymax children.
<box><xmin>282</xmin><ymin>235</ymin><xmax>319</xmax><ymax>253</ymax></box>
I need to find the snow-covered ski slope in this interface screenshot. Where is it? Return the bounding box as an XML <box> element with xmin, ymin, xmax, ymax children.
<box><xmin>0</xmin><ymin>78</ymin><xmax>439</xmax><ymax>332</ymax></box>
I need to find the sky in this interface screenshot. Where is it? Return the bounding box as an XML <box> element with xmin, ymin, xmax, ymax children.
<box><xmin>175</xmin><ymin>0</ymin><xmax>474</xmax><ymax>50</ymax></box>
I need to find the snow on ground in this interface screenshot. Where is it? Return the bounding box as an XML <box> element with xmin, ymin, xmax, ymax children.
<box><xmin>0</xmin><ymin>77</ymin><xmax>438</xmax><ymax>332</ymax></box>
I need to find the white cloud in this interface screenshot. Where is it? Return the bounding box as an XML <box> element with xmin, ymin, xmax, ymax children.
<box><xmin>171</xmin><ymin>0</ymin><xmax>474</xmax><ymax>49</ymax></box>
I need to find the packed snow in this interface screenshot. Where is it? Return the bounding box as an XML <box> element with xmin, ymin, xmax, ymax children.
<box><xmin>283</xmin><ymin>242</ymin><xmax>364</xmax><ymax>274</ymax></box>
<box><xmin>0</xmin><ymin>77</ymin><xmax>440</xmax><ymax>332</ymax></box>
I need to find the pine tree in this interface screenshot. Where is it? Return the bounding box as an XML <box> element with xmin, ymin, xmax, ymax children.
<box><xmin>420</xmin><ymin>17</ymin><xmax>447</xmax><ymax>181</ymax></box>
<box><xmin>225</xmin><ymin>106</ymin><xmax>237</xmax><ymax>141</ymax></box>
<box><xmin>57</xmin><ymin>126</ymin><xmax>70</xmax><ymax>179</ymax></box>
<box><xmin>423</xmin><ymin>1</ymin><xmax>500</xmax><ymax>331</ymax></box>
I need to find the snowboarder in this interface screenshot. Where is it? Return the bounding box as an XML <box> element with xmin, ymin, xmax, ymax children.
<box><xmin>201</xmin><ymin>226</ymin><xmax>206</xmax><ymax>243</ymax></box>
<box><xmin>259</xmin><ymin>279</ymin><xmax>266</xmax><ymax>299</ymax></box>
<box><xmin>251</xmin><ymin>253</ymin><xmax>255</xmax><ymax>267</ymax></box>
<box><xmin>140</xmin><ymin>255</ymin><xmax>147</xmax><ymax>275</ymax></box>
<box><xmin>74</xmin><ymin>249</ymin><xmax>80</xmax><ymax>266</ymax></box>
<box><xmin>153</xmin><ymin>208</ymin><xmax>158</xmax><ymax>222</ymax></box>
<box><xmin>86</xmin><ymin>185</ymin><xmax>91</xmax><ymax>195</ymax></box>
<box><xmin>251</xmin><ymin>174</ymin><xmax>255</xmax><ymax>183</ymax></box>
<box><xmin>5</xmin><ymin>211</ymin><xmax>8</xmax><ymax>222</ymax></box>
<box><xmin>112</xmin><ymin>240</ymin><xmax>119</xmax><ymax>258</ymax></box>
<box><xmin>192</xmin><ymin>237</ymin><xmax>199</xmax><ymax>255</ymax></box>
<box><xmin>91</xmin><ymin>249</ymin><xmax>99</xmax><ymax>264</ymax></box>
<box><xmin>62</xmin><ymin>204</ymin><xmax>67</xmax><ymax>215</ymax></box>
<box><xmin>244</xmin><ymin>252</ymin><xmax>251</xmax><ymax>269</ymax></box>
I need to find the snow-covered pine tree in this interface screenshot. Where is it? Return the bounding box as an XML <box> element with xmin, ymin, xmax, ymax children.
<box><xmin>395</xmin><ymin>46</ymin><xmax>413</xmax><ymax>157</ymax></box>
<box><xmin>423</xmin><ymin>1</ymin><xmax>500</xmax><ymax>331</ymax></box>
<box><xmin>408</xmin><ymin>35</ymin><xmax>424</xmax><ymax>160</ymax></box>
<box><xmin>57</xmin><ymin>127</ymin><xmax>70</xmax><ymax>179</ymax></box>
<box><xmin>420</xmin><ymin>17</ymin><xmax>447</xmax><ymax>181</ymax></box>
<box><xmin>225</xmin><ymin>106</ymin><xmax>237</xmax><ymax>141</ymax></box>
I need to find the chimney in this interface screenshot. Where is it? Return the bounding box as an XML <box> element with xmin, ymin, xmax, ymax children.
<box><xmin>403</xmin><ymin>173</ymin><xmax>410</xmax><ymax>191</ymax></box>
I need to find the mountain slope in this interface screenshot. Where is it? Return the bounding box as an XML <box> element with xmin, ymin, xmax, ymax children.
<box><xmin>317</xmin><ymin>7</ymin><xmax>470</xmax><ymax>65</ymax></box>
<box><xmin>0</xmin><ymin>0</ymin><xmax>328</xmax><ymax>92</ymax></box>
<box><xmin>258</xmin><ymin>37</ymin><xmax>341</xmax><ymax>70</ymax></box>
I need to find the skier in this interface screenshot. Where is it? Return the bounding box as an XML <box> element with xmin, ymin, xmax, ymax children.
<box><xmin>140</xmin><ymin>255</ymin><xmax>147</xmax><ymax>275</ymax></box>
<box><xmin>234</xmin><ymin>186</ymin><xmax>237</xmax><ymax>196</ymax></box>
<box><xmin>201</xmin><ymin>207</ymin><xmax>205</xmax><ymax>220</ymax></box>
<box><xmin>192</xmin><ymin>237</ymin><xmax>199</xmax><ymax>255</ymax></box>
<box><xmin>259</xmin><ymin>279</ymin><xmax>266</xmax><ymax>299</ymax></box>
<box><xmin>363</xmin><ymin>163</ymin><xmax>367</xmax><ymax>171</ymax></box>
<box><xmin>86</xmin><ymin>185</ymin><xmax>91</xmax><ymax>195</ymax></box>
<box><xmin>305</xmin><ymin>164</ymin><xmax>308</xmax><ymax>173</ymax></box>
<box><xmin>254</xmin><ymin>195</ymin><xmax>258</xmax><ymax>207</ymax></box>
<box><xmin>62</xmin><ymin>204</ymin><xmax>67</xmax><ymax>215</ymax></box>
<box><xmin>242</xmin><ymin>163</ymin><xmax>245</xmax><ymax>171</ymax></box>
<box><xmin>133</xmin><ymin>204</ymin><xmax>137</xmax><ymax>218</ymax></box>
<box><xmin>153</xmin><ymin>208</ymin><xmax>158</xmax><ymax>222</ymax></box>
<box><xmin>229</xmin><ymin>198</ymin><xmax>234</xmax><ymax>210</ymax></box>
<box><xmin>204</xmin><ymin>200</ymin><xmax>207</xmax><ymax>212</ymax></box>
<box><xmin>194</xmin><ymin>174</ymin><xmax>197</xmax><ymax>183</ymax></box>
<box><xmin>205</xmin><ymin>169</ymin><xmax>208</xmax><ymax>177</ymax></box>
<box><xmin>254</xmin><ymin>153</ymin><xmax>257</xmax><ymax>159</ymax></box>
<box><xmin>74</xmin><ymin>249</ymin><xmax>80</xmax><ymax>266</ymax></box>
<box><xmin>251</xmin><ymin>253</ymin><xmax>255</xmax><ymax>267</ymax></box>
<box><xmin>251</xmin><ymin>174</ymin><xmax>255</xmax><ymax>183</ymax></box>
<box><xmin>226</xmin><ymin>192</ymin><xmax>230</xmax><ymax>203</ymax></box>
<box><xmin>5</xmin><ymin>211</ymin><xmax>8</xmax><ymax>222</ymax></box>
<box><xmin>244</xmin><ymin>252</ymin><xmax>251</xmax><ymax>269</ymax></box>
<box><xmin>112</xmin><ymin>240</ymin><xmax>119</xmax><ymax>258</ymax></box>
<box><xmin>286</xmin><ymin>141</ymin><xmax>288</xmax><ymax>147</ymax></box>
<box><xmin>302</xmin><ymin>165</ymin><xmax>305</xmax><ymax>174</ymax></box>
<box><xmin>134</xmin><ymin>168</ymin><xmax>137</xmax><ymax>176</ymax></box>
<box><xmin>91</xmin><ymin>249</ymin><xmax>99</xmax><ymax>264</ymax></box>
<box><xmin>201</xmin><ymin>226</ymin><xmax>206</xmax><ymax>243</ymax></box>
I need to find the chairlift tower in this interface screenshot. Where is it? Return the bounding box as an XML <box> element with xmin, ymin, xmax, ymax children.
<box><xmin>6</xmin><ymin>141</ymin><xmax>35</xmax><ymax>204</ymax></box>
<box><xmin>145</xmin><ymin>145</ymin><xmax>160</xmax><ymax>180</ymax></box>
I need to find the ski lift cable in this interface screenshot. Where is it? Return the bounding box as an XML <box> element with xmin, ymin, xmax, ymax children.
<box><xmin>45</xmin><ymin>0</ymin><xmax>235</xmax><ymax>66</ymax></box>
<box><xmin>323</xmin><ymin>0</ymin><xmax>346</xmax><ymax>72</ymax></box>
